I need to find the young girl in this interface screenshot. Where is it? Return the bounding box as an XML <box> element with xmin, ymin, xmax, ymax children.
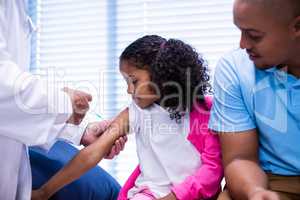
<box><xmin>32</xmin><ymin>35</ymin><xmax>223</xmax><ymax>200</ymax></box>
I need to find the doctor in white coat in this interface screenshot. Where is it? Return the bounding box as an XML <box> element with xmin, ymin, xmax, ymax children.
<box><xmin>0</xmin><ymin>0</ymin><xmax>99</xmax><ymax>199</ymax></box>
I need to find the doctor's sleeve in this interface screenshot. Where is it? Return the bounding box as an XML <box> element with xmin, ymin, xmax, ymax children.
<box><xmin>0</xmin><ymin>11</ymin><xmax>81</xmax><ymax>147</ymax></box>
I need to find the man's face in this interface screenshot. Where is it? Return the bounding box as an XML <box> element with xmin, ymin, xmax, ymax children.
<box><xmin>233</xmin><ymin>0</ymin><xmax>296</xmax><ymax>69</ymax></box>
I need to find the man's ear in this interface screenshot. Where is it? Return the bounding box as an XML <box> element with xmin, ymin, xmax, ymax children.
<box><xmin>291</xmin><ymin>16</ymin><xmax>300</xmax><ymax>37</ymax></box>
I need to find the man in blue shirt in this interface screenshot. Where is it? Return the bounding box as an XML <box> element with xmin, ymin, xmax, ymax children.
<box><xmin>209</xmin><ymin>0</ymin><xmax>300</xmax><ymax>199</ymax></box>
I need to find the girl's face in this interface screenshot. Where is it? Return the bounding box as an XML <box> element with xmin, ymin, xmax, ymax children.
<box><xmin>120</xmin><ymin>60</ymin><xmax>159</xmax><ymax>108</ymax></box>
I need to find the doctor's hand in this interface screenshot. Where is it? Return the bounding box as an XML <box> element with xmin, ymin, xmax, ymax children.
<box><xmin>63</xmin><ymin>87</ymin><xmax>92</xmax><ymax>125</ymax></box>
<box><xmin>80</xmin><ymin>121</ymin><xmax>127</xmax><ymax>159</ymax></box>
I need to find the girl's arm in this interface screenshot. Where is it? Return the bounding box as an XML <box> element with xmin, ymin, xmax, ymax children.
<box><xmin>32</xmin><ymin>108</ymin><xmax>129</xmax><ymax>200</ymax></box>
<box><xmin>169</xmin><ymin>131</ymin><xmax>223</xmax><ymax>200</ymax></box>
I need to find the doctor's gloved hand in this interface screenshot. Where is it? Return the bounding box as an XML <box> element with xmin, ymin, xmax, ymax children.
<box><xmin>80</xmin><ymin>120</ymin><xmax>111</xmax><ymax>146</ymax></box>
<box><xmin>80</xmin><ymin>121</ymin><xmax>127</xmax><ymax>159</ymax></box>
<box><xmin>63</xmin><ymin>87</ymin><xmax>92</xmax><ymax>125</ymax></box>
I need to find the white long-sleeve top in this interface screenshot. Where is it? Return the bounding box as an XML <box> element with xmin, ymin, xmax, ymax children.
<box><xmin>127</xmin><ymin>102</ymin><xmax>201</xmax><ymax>198</ymax></box>
<box><xmin>0</xmin><ymin>1</ymin><xmax>85</xmax><ymax>199</ymax></box>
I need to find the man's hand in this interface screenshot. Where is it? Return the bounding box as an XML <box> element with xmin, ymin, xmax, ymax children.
<box><xmin>158</xmin><ymin>192</ymin><xmax>177</xmax><ymax>200</ymax></box>
<box><xmin>249</xmin><ymin>189</ymin><xmax>280</xmax><ymax>200</ymax></box>
<box><xmin>63</xmin><ymin>87</ymin><xmax>92</xmax><ymax>125</ymax></box>
<box><xmin>31</xmin><ymin>189</ymin><xmax>49</xmax><ymax>200</ymax></box>
<box><xmin>80</xmin><ymin>121</ymin><xmax>127</xmax><ymax>159</ymax></box>
<box><xmin>105</xmin><ymin>136</ymin><xmax>127</xmax><ymax>159</ymax></box>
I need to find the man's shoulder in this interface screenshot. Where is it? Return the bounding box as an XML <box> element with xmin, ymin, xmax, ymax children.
<box><xmin>216</xmin><ymin>49</ymin><xmax>256</xmax><ymax>84</ymax></box>
<box><xmin>220</xmin><ymin>48</ymin><xmax>253</xmax><ymax>69</ymax></box>
<box><xmin>224</xmin><ymin>48</ymin><xmax>247</xmax><ymax>57</ymax></box>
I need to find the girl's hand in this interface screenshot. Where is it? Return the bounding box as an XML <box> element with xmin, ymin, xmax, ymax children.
<box><xmin>158</xmin><ymin>192</ymin><xmax>177</xmax><ymax>200</ymax></box>
<box><xmin>31</xmin><ymin>189</ymin><xmax>49</xmax><ymax>200</ymax></box>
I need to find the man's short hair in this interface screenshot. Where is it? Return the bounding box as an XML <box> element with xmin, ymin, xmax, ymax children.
<box><xmin>238</xmin><ymin>0</ymin><xmax>300</xmax><ymax>20</ymax></box>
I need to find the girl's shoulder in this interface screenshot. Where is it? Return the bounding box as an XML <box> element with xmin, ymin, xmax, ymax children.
<box><xmin>204</xmin><ymin>95</ymin><xmax>213</xmax><ymax>109</ymax></box>
<box><xmin>191</xmin><ymin>95</ymin><xmax>213</xmax><ymax>114</ymax></box>
<box><xmin>189</xmin><ymin>95</ymin><xmax>213</xmax><ymax>134</ymax></box>
<box><xmin>188</xmin><ymin>96</ymin><xmax>215</xmax><ymax>152</ymax></box>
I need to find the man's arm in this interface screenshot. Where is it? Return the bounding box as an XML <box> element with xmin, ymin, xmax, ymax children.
<box><xmin>208</xmin><ymin>53</ymin><xmax>280</xmax><ymax>200</ymax></box>
<box><xmin>31</xmin><ymin>108</ymin><xmax>129</xmax><ymax>200</ymax></box>
<box><xmin>219</xmin><ymin>129</ymin><xmax>279</xmax><ymax>200</ymax></box>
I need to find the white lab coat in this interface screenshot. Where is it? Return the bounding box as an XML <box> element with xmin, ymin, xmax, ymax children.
<box><xmin>0</xmin><ymin>1</ymin><xmax>84</xmax><ymax>199</ymax></box>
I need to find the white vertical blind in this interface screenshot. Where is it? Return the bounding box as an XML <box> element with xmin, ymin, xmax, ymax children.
<box><xmin>113</xmin><ymin>0</ymin><xmax>240</xmax><ymax>109</ymax></box>
<box><xmin>31</xmin><ymin>0</ymin><xmax>115</xmax><ymax>119</ymax></box>
<box><xmin>30</xmin><ymin>0</ymin><xmax>239</xmax><ymax>185</ymax></box>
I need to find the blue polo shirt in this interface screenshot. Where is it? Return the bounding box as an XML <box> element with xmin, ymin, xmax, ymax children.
<box><xmin>209</xmin><ymin>49</ymin><xmax>300</xmax><ymax>175</ymax></box>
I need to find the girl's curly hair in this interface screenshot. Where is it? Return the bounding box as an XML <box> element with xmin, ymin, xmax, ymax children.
<box><xmin>120</xmin><ymin>35</ymin><xmax>211</xmax><ymax>122</ymax></box>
